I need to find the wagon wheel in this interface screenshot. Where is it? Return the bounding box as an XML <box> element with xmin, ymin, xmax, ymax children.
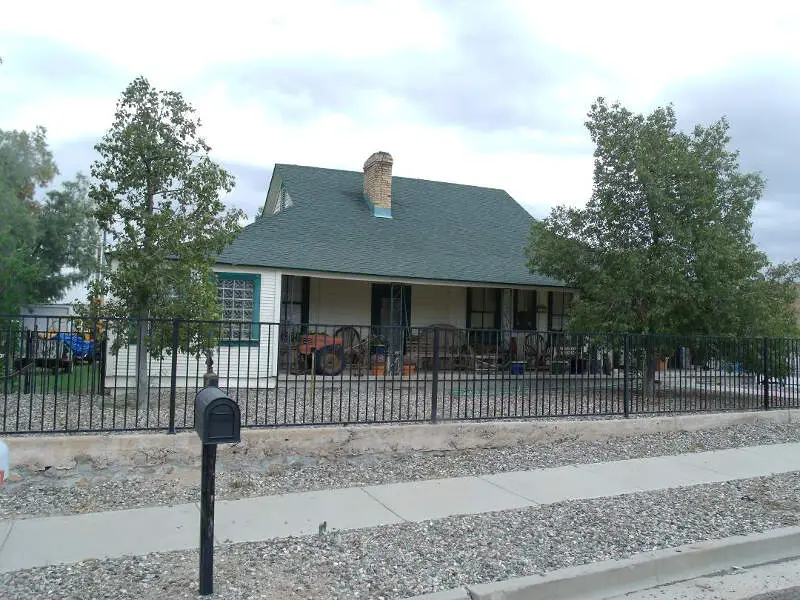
<box><xmin>333</xmin><ymin>326</ymin><xmax>362</xmax><ymax>368</ymax></box>
<box><xmin>523</xmin><ymin>332</ymin><xmax>548</xmax><ymax>366</ymax></box>
<box><xmin>315</xmin><ymin>344</ymin><xmax>345</xmax><ymax>376</ymax></box>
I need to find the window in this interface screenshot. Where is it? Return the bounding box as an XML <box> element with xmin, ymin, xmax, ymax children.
<box><xmin>273</xmin><ymin>184</ymin><xmax>294</xmax><ymax>214</ymax></box>
<box><xmin>278</xmin><ymin>275</ymin><xmax>309</xmax><ymax>372</ymax></box>
<box><xmin>280</xmin><ymin>275</ymin><xmax>309</xmax><ymax>326</ymax></box>
<box><xmin>217</xmin><ymin>273</ymin><xmax>260</xmax><ymax>343</ymax></box>
<box><xmin>467</xmin><ymin>287</ymin><xmax>501</xmax><ymax>348</ymax></box>
<box><xmin>468</xmin><ymin>288</ymin><xmax>500</xmax><ymax>329</ymax></box>
<box><xmin>548</xmin><ymin>291</ymin><xmax>573</xmax><ymax>332</ymax></box>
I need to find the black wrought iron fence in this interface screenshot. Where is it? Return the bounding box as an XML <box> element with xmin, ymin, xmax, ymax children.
<box><xmin>1</xmin><ymin>315</ymin><xmax>798</xmax><ymax>434</ymax></box>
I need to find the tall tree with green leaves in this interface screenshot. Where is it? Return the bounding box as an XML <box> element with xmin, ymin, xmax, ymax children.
<box><xmin>0</xmin><ymin>126</ymin><xmax>98</xmax><ymax>314</ymax></box>
<box><xmin>526</xmin><ymin>98</ymin><xmax>799</xmax><ymax>389</ymax></box>
<box><xmin>89</xmin><ymin>76</ymin><xmax>243</xmax><ymax>402</ymax></box>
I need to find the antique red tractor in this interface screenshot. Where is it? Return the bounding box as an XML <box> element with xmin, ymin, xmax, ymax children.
<box><xmin>296</xmin><ymin>332</ymin><xmax>346</xmax><ymax>376</ymax></box>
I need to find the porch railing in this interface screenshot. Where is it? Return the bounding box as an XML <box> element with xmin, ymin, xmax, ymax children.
<box><xmin>2</xmin><ymin>315</ymin><xmax>799</xmax><ymax>434</ymax></box>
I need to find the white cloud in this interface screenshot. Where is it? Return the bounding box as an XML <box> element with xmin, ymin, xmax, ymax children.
<box><xmin>3</xmin><ymin>92</ymin><xmax>118</xmax><ymax>143</ymax></box>
<box><xmin>2</xmin><ymin>0</ymin><xmax>798</xmax><ymax>263</ymax></box>
<box><xmin>511</xmin><ymin>0</ymin><xmax>800</xmax><ymax>106</ymax></box>
<box><xmin>1</xmin><ymin>0</ymin><xmax>448</xmax><ymax>82</ymax></box>
<box><xmin>192</xmin><ymin>82</ymin><xmax>592</xmax><ymax>218</ymax></box>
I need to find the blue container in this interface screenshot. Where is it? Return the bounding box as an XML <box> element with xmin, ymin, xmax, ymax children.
<box><xmin>374</xmin><ymin>345</ymin><xmax>387</xmax><ymax>364</ymax></box>
<box><xmin>510</xmin><ymin>361</ymin><xmax>525</xmax><ymax>375</ymax></box>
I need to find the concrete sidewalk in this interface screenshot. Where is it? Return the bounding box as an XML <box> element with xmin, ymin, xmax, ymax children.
<box><xmin>2</xmin><ymin>442</ymin><xmax>799</xmax><ymax>573</ymax></box>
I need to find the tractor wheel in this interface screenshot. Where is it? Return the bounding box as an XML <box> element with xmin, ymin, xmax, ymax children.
<box><xmin>315</xmin><ymin>345</ymin><xmax>345</xmax><ymax>376</ymax></box>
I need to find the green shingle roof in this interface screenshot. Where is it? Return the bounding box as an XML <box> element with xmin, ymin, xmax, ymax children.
<box><xmin>216</xmin><ymin>164</ymin><xmax>564</xmax><ymax>288</ymax></box>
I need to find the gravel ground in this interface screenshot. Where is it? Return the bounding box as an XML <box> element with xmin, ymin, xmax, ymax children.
<box><xmin>3</xmin><ymin>376</ymin><xmax>797</xmax><ymax>433</ymax></box>
<box><xmin>3</xmin><ymin>421</ymin><xmax>800</xmax><ymax>519</ymax></box>
<box><xmin>2</xmin><ymin>472</ymin><xmax>799</xmax><ymax>599</ymax></box>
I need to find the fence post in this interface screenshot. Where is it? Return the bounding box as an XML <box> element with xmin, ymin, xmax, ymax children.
<box><xmin>3</xmin><ymin>320</ymin><xmax>10</xmax><ymax>395</ymax></box>
<box><xmin>762</xmin><ymin>338</ymin><xmax>770</xmax><ymax>411</ymax></box>
<box><xmin>168</xmin><ymin>318</ymin><xmax>180</xmax><ymax>433</ymax></box>
<box><xmin>623</xmin><ymin>334</ymin><xmax>631</xmax><ymax>418</ymax></box>
<box><xmin>23</xmin><ymin>330</ymin><xmax>33</xmax><ymax>394</ymax></box>
<box><xmin>99</xmin><ymin>337</ymin><xmax>107</xmax><ymax>396</ymax></box>
<box><xmin>431</xmin><ymin>326</ymin><xmax>440</xmax><ymax>423</ymax></box>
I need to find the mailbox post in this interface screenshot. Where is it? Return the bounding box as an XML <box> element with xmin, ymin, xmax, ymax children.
<box><xmin>194</xmin><ymin>386</ymin><xmax>241</xmax><ymax>596</ymax></box>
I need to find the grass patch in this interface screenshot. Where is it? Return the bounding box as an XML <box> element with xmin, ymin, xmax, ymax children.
<box><xmin>3</xmin><ymin>363</ymin><xmax>103</xmax><ymax>395</ymax></box>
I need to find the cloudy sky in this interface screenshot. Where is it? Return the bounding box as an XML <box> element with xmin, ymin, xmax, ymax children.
<box><xmin>2</xmin><ymin>0</ymin><xmax>799</xmax><ymax>301</ymax></box>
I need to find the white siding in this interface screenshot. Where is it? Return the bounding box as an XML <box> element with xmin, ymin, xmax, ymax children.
<box><xmin>304</xmin><ymin>280</ymin><xmax>565</xmax><ymax>330</ymax></box>
<box><xmin>536</xmin><ymin>306</ymin><xmax>548</xmax><ymax>330</ymax></box>
<box><xmin>309</xmin><ymin>278</ymin><xmax>371</xmax><ymax>327</ymax></box>
<box><xmin>105</xmin><ymin>266</ymin><xmax>282</xmax><ymax>389</ymax></box>
<box><xmin>307</xmin><ymin>280</ymin><xmax>467</xmax><ymax>329</ymax></box>
<box><xmin>410</xmin><ymin>285</ymin><xmax>466</xmax><ymax>327</ymax></box>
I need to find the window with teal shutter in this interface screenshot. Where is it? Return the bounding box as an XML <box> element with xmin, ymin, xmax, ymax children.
<box><xmin>216</xmin><ymin>273</ymin><xmax>260</xmax><ymax>344</ymax></box>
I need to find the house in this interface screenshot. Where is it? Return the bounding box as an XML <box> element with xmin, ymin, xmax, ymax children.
<box><xmin>201</xmin><ymin>151</ymin><xmax>573</xmax><ymax>385</ymax></box>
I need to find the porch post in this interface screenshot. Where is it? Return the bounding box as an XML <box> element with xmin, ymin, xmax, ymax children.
<box><xmin>502</xmin><ymin>288</ymin><xmax>513</xmax><ymax>356</ymax></box>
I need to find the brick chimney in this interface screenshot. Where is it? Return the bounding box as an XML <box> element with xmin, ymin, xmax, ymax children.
<box><xmin>363</xmin><ymin>151</ymin><xmax>393</xmax><ymax>218</ymax></box>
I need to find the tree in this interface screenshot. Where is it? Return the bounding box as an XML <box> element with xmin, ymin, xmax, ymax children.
<box><xmin>0</xmin><ymin>127</ymin><xmax>98</xmax><ymax>314</ymax></box>
<box><xmin>526</xmin><ymin>98</ymin><xmax>799</xmax><ymax>389</ymax></box>
<box><xmin>88</xmin><ymin>76</ymin><xmax>243</xmax><ymax>402</ymax></box>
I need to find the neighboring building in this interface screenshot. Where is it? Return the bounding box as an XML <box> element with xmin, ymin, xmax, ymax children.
<box><xmin>108</xmin><ymin>151</ymin><xmax>573</xmax><ymax>388</ymax></box>
<box><xmin>20</xmin><ymin>303</ymin><xmax>74</xmax><ymax>329</ymax></box>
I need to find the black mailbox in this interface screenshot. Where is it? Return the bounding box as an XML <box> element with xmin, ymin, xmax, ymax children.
<box><xmin>194</xmin><ymin>387</ymin><xmax>241</xmax><ymax>444</ymax></box>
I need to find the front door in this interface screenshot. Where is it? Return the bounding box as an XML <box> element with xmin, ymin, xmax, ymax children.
<box><xmin>371</xmin><ymin>284</ymin><xmax>411</xmax><ymax>371</ymax></box>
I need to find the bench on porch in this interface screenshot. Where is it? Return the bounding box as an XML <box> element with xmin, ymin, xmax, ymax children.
<box><xmin>406</xmin><ymin>324</ymin><xmax>475</xmax><ymax>371</ymax></box>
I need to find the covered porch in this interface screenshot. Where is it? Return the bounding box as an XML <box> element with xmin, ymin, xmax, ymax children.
<box><xmin>277</xmin><ymin>273</ymin><xmax>575</xmax><ymax>376</ymax></box>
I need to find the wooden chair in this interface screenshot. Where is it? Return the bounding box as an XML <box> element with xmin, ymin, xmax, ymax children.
<box><xmin>406</xmin><ymin>325</ymin><xmax>474</xmax><ymax>371</ymax></box>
